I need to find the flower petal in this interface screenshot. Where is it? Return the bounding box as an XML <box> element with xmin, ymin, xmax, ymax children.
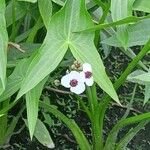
<box><xmin>70</xmin><ymin>71</ymin><xmax>84</xmax><ymax>82</ymax></box>
<box><xmin>85</xmin><ymin>77</ymin><xmax>94</xmax><ymax>86</ymax></box>
<box><xmin>70</xmin><ymin>82</ymin><xmax>85</xmax><ymax>94</ymax></box>
<box><xmin>61</xmin><ymin>74</ymin><xmax>71</xmax><ymax>88</ymax></box>
<box><xmin>80</xmin><ymin>71</ymin><xmax>86</xmax><ymax>82</ymax></box>
<box><xmin>83</xmin><ymin>63</ymin><xmax>92</xmax><ymax>72</ymax></box>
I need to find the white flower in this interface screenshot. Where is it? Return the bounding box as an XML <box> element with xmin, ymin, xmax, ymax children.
<box><xmin>61</xmin><ymin>71</ymin><xmax>85</xmax><ymax>94</ymax></box>
<box><xmin>80</xmin><ymin>63</ymin><xmax>94</xmax><ymax>86</ymax></box>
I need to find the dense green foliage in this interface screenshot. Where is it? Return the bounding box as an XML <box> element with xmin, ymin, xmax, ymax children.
<box><xmin>0</xmin><ymin>0</ymin><xmax>150</xmax><ymax>149</ymax></box>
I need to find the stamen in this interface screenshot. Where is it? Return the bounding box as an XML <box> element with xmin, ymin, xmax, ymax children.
<box><xmin>85</xmin><ymin>71</ymin><xmax>92</xmax><ymax>79</ymax></box>
<box><xmin>70</xmin><ymin>79</ymin><xmax>78</xmax><ymax>87</ymax></box>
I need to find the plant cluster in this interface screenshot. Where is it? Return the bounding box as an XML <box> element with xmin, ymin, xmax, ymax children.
<box><xmin>0</xmin><ymin>0</ymin><xmax>150</xmax><ymax>149</ymax></box>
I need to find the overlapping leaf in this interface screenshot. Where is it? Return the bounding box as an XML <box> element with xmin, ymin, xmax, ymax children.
<box><xmin>127</xmin><ymin>69</ymin><xmax>150</xmax><ymax>104</ymax></box>
<box><xmin>102</xmin><ymin>19</ymin><xmax>150</xmax><ymax>48</ymax></box>
<box><xmin>110</xmin><ymin>0</ymin><xmax>135</xmax><ymax>48</ymax></box>
<box><xmin>133</xmin><ymin>0</ymin><xmax>150</xmax><ymax>13</ymax></box>
<box><xmin>0</xmin><ymin>59</ymin><xmax>29</xmax><ymax>102</ymax></box>
<box><xmin>34</xmin><ymin>119</ymin><xmax>55</xmax><ymax>148</ymax></box>
<box><xmin>38</xmin><ymin>0</ymin><xmax>52</xmax><ymax>29</ymax></box>
<box><xmin>26</xmin><ymin>77</ymin><xmax>48</xmax><ymax>140</ymax></box>
<box><xmin>17</xmin><ymin>0</ymin><xmax>118</xmax><ymax>102</ymax></box>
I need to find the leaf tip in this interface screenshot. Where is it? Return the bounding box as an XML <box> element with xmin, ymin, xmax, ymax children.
<box><xmin>47</xmin><ymin>142</ymin><xmax>55</xmax><ymax>149</ymax></box>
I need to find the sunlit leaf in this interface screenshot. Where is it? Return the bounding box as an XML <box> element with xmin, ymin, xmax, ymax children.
<box><xmin>26</xmin><ymin>77</ymin><xmax>48</xmax><ymax>140</ymax></box>
<box><xmin>34</xmin><ymin>119</ymin><xmax>55</xmax><ymax>148</ymax></box>
<box><xmin>127</xmin><ymin>70</ymin><xmax>146</xmax><ymax>85</ymax></box>
<box><xmin>0</xmin><ymin>0</ymin><xmax>8</xmax><ymax>95</ymax></box>
<box><xmin>38</xmin><ymin>0</ymin><xmax>52</xmax><ymax>29</ymax></box>
<box><xmin>133</xmin><ymin>0</ymin><xmax>150</xmax><ymax>13</ymax></box>
<box><xmin>102</xmin><ymin>19</ymin><xmax>150</xmax><ymax>48</ymax></box>
<box><xmin>127</xmin><ymin>69</ymin><xmax>150</xmax><ymax>104</ymax></box>
<box><xmin>111</xmin><ymin>0</ymin><xmax>135</xmax><ymax>49</ymax></box>
<box><xmin>17</xmin><ymin>0</ymin><xmax>118</xmax><ymax>103</ymax></box>
<box><xmin>0</xmin><ymin>59</ymin><xmax>29</xmax><ymax>102</ymax></box>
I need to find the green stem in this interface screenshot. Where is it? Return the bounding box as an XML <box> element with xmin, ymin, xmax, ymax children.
<box><xmin>75</xmin><ymin>95</ymin><xmax>92</xmax><ymax>121</ymax></box>
<box><xmin>86</xmin><ymin>87</ymin><xmax>94</xmax><ymax>115</ymax></box>
<box><xmin>91</xmin><ymin>84</ymin><xmax>98</xmax><ymax>109</ymax></box>
<box><xmin>99</xmin><ymin>39</ymin><xmax>150</xmax><ymax>148</ymax></box>
<box><xmin>92</xmin><ymin>106</ymin><xmax>103</xmax><ymax>150</ymax></box>
<box><xmin>86</xmin><ymin>85</ymin><xmax>102</xmax><ymax>149</ymax></box>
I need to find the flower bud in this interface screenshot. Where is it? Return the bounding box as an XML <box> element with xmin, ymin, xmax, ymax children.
<box><xmin>54</xmin><ymin>79</ymin><xmax>60</xmax><ymax>86</ymax></box>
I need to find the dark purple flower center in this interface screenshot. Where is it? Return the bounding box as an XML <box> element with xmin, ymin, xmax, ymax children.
<box><xmin>70</xmin><ymin>79</ymin><xmax>78</xmax><ymax>87</ymax></box>
<box><xmin>85</xmin><ymin>71</ymin><xmax>92</xmax><ymax>79</ymax></box>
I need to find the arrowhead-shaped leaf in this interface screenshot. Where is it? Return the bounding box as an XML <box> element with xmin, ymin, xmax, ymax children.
<box><xmin>17</xmin><ymin>0</ymin><xmax>118</xmax><ymax>102</ymax></box>
<box><xmin>0</xmin><ymin>0</ymin><xmax>8</xmax><ymax>95</ymax></box>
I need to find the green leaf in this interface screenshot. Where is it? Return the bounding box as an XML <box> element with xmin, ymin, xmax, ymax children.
<box><xmin>144</xmin><ymin>83</ymin><xmax>150</xmax><ymax>105</ymax></box>
<box><xmin>104</xmin><ymin>112</ymin><xmax>150</xmax><ymax>150</ymax></box>
<box><xmin>133</xmin><ymin>72</ymin><xmax>150</xmax><ymax>82</ymax></box>
<box><xmin>26</xmin><ymin>77</ymin><xmax>48</xmax><ymax>140</ymax></box>
<box><xmin>127</xmin><ymin>70</ymin><xmax>150</xmax><ymax>105</ymax></box>
<box><xmin>133</xmin><ymin>0</ymin><xmax>150</xmax><ymax>13</ymax></box>
<box><xmin>52</xmin><ymin>0</ymin><xmax>64</xmax><ymax>6</ymax></box>
<box><xmin>102</xmin><ymin>19</ymin><xmax>150</xmax><ymax>47</ymax></box>
<box><xmin>116</xmin><ymin>120</ymin><xmax>149</xmax><ymax>150</ymax></box>
<box><xmin>127</xmin><ymin>70</ymin><xmax>146</xmax><ymax>85</ymax></box>
<box><xmin>39</xmin><ymin>101</ymin><xmax>91</xmax><ymax>150</ymax></box>
<box><xmin>5</xmin><ymin>107</ymin><xmax>25</xmax><ymax>142</ymax></box>
<box><xmin>5</xmin><ymin>1</ymin><xmax>27</xmax><ymax>27</ymax></box>
<box><xmin>34</xmin><ymin>119</ymin><xmax>54</xmax><ymax>148</ymax></box>
<box><xmin>8</xmin><ymin>43</ymin><xmax>41</xmax><ymax>61</ymax></box>
<box><xmin>0</xmin><ymin>59</ymin><xmax>29</xmax><ymax>102</ymax></box>
<box><xmin>34</xmin><ymin>119</ymin><xmax>55</xmax><ymax>148</ymax></box>
<box><xmin>132</xmin><ymin>71</ymin><xmax>150</xmax><ymax>104</ymax></box>
<box><xmin>17</xmin><ymin>0</ymin><xmax>118</xmax><ymax>102</ymax></box>
<box><xmin>0</xmin><ymin>114</ymin><xmax>4</xmax><ymax>117</ymax></box>
<box><xmin>111</xmin><ymin>0</ymin><xmax>134</xmax><ymax>21</ymax></box>
<box><xmin>0</xmin><ymin>0</ymin><xmax>8</xmax><ymax>95</ymax></box>
<box><xmin>38</xmin><ymin>0</ymin><xmax>52</xmax><ymax>29</ymax></box>
<box><xmin>70</xmin><ymin>1</ymin><xmax>118</xmax><ymax>102</ymax></box>
<box><xmin>111</xmin><ymin>0</ymin><xmax>135</xmax><ymax>48</ymax></box>
<box><xmin>76</xmin><ymin>15</ymin><xmax>150</xmax><ymax>32</ymax></box>
<box><xmin>18</xmin><ymin>0</ymin><xmax>37</xmax><ymax>3</ymax></box>
<box><xmin>24</xmin><ymin>118</ymin><xmax>55</xmax><ymax>148</ymax></box>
